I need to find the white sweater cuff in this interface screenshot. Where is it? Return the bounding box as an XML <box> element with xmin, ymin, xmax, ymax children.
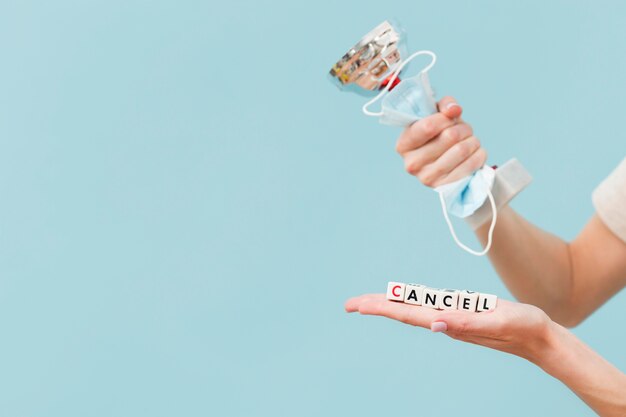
<box><xmin>464</xmin><ymin>158</ymin><xmax>532</xmax><ymax>230</ymax></box>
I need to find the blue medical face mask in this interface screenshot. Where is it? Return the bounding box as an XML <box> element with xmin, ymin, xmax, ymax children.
<box><xmin>435</xmin><ymin>166</ymin><xmax>497</xmax><ymax>256</ymax></box>
<box><xmin>436</xmin><ymin>166</ymin><xmax>495</xmax><ymax>218</ymax></box>
<box><xmin>362</xmin><ymin>51</ymin><xmax>497</xmax><ymax>256</ymax></box>
<box><xmin>379</xmin><ymin>72</ymin><xmax>437</xmax><ymax>126</ymax></box>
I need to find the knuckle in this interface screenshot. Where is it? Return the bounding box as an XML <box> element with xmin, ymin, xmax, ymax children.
<box><xmin>467</xmin><ymin>136</ymin><xmax>480</xmax><ymax>150</ymax></box>
<box><xmin>418</xmin><ymin>169</ymin><xmax>437</xmax><ymax>187</ymax></box>
<box><xmin>431</xmin><ymin>164</ymin><xmax>445</xmax><ymax>178</ymax></box>
<box><xmin>471</xmin><ymin>148</ymin><xmax>487</xmax><ymax>169</ymax></box>
<box><xmin>395</xmin><ymin>139</ymin><xmax>405</xmax><ymax>154</ymax></box>
<box><xmin>395</xmin><ymin>131</ymin><xmax>412</xmax><ymax>154</ymax></box>
<box><xmin>454</xmin><ymin>141</ymin><xmax>473</xmax><ymax>160</ymax></box>
<box><xmin>480</xmin><ymin>148</ymin><xmax>488</xmax><ymax>163</ymax></box>
<box><xmin>404</xmin><ymin>154</ymin><xmax>427</xmax><ymax>176</ymax></box>
<box><xmin>442</xmin><ymin>127</ymin><xmax>459</xmax><ymax>144</ymax></box>
<box><xmin>418</xmin><ymin>119</ymin><xmax>436</xmax><ymax>138</ymax></box>
<box><xmin>478</xmin><ymin>148</ymin><xmax>487</xmax><ymax>166</ymax></box>
<box><xmin>405</xmin><ymin>160</ymin><xmax>419</xmax><ymax>175</ymax></box>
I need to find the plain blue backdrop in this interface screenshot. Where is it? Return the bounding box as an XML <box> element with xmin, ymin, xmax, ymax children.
<box><xmin>1</xmin><ymin>1</ymin><xmax>625</xmax><ymax>416</ymax></box>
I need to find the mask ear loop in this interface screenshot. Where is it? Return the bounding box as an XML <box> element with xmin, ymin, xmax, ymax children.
<box><xmin>438</xmin><ymin>168</ymin><xmax>497</xmax><ymax>256</ymax></box>
<box><xmin>362</xmin><ymin>50</ymin><xmax>437</xmax><ymax>117</ymax></box>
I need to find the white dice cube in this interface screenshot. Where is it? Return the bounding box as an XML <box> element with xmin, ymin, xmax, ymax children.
<box><xmin>477</xmin><ymin>293</ymin><xmax>498</xmax><ymax>312</ymax></box>
<box><xmin>439</xmin><ymin>289</ymin><xmax>460</xmax><ymax>310</ymax></box>
<box><xmin>458</xmin><ymin>290</ymin><xmax>479</xmax><ymax>312</ymax></box>
<box><xmin>422</xmin><ymin>287</ymin><xmax>440</xmax><ymax>309</ymax></box>
<box><xmin>386</xmin><ymin>282</ymin><xmax>406</xmax><ymax>302</ymax></box>
<box><xmin>403</xmin><ymin>283</ymin><xmax>425</xmax><ymax>305</ymax></box>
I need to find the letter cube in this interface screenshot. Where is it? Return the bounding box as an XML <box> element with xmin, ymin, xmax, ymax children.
<box><xmin>422</xmin><ymin>287</ymin><xmax>440</xmax><ymax>309</ymax></box>
<box><xmin>477</xmin><ymin>293</ymin><xmax>498</xmax><ymax>312</ymax></box>
<box><xmin>458</xmin><ymin>290</ymin><xmax>479</xmax><ymax>312</ymax></box>
<box><xmin>386</xmin><ymin>282</ymin><xmax>406</xmax><ymax>301</ymax></box>
<box><xmin>439</xmin><ymin>289</ymin><xmax>460</xmax><ymax>310</ymax></box>
<box><xmin>404</xmin><ymin>283</ymin><xmax>425</xmax><ymax>305</ymax></box>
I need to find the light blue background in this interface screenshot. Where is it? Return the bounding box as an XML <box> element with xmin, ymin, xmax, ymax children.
<box><xmin>1</xmin><ymin>1</ymin><xmax>624</xmax><ymax>416</ymax></box>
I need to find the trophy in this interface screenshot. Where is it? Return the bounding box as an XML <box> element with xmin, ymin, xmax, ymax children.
<box><xmin>328</xmin><ymin>20</ymin><xmax>438</xmax><ymax>126</ymax></box>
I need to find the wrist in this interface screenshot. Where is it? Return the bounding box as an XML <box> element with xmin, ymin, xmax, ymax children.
<box><xmin>530</xmin><ymin>319</ymin><xmax>570</xmax><ymax>373</ymax></box>
<box><xmin>465</xmin><ymin>158</ymin><xmax>533</xmax><ymax>231</ymax></box>
<box><xmin>528</xmin><ymin>316</ymin><xmax>626</xmax><ymax>414</ymax></box>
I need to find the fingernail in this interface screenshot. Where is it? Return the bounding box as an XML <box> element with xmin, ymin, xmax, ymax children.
<box><xmin>445</xmin><ymin>102</ymin><xmax>460</xmax><ymax>110</ymax></box>
<box><xmin>430</xmin><ymin>322</ymin><xmax>448</xmax><ymax>332</ymax></box>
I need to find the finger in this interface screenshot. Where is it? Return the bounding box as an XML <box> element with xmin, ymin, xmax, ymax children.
<box><xmin>357</xmin><ymin>299</ymin><xmax>440</xmax><ymax>328</ymax></box>
<box><xmin>418</xmin><ymin>136</ymin><xmax>481</xmax><ymax>188</ymax></box>
<box><xmin>396</xmin><ymin>113</ymin><xmax>459</xmax><ymax>154</ymax></box>
<box><xmin>403</xmin><ymin>123</ymin><xmax>473</xmax><ymax>177</ymax></box>
<box><xmin>439</xmin><ymin>147</ymin><xmax>488</xmax><ymax>185</ymax></box>
<box><xmin>430</xmin><ymin>306</ymin><xmax>504</xmax><ymax>337</ymax></box>
<box><xmin>443</xmin><ymin>333</ymin><xmax>495</xmax><ymax>348</ymax></box>
<box><xmin>344</xmin><ymin>293</ymin><xmax>386</xmax><ymax>313</ymax></box>
<box><xmin>437</xmin><ymin>96</ymin><xmax>463</xmax><ymax>119</ymax></box>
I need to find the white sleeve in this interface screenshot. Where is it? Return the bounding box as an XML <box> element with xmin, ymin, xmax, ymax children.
<box><xmin>592</xmin><ymin>158</ymin><xmax>626</xmax><ymax>243</ymax></box>
<box><xmin>464</xmin><ymin>158</ymin><xmax>533</xmax><ymax>230</ymax></box>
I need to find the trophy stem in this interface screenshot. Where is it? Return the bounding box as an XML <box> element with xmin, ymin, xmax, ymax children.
<box><xmin>380</xmin><ymin>73</ymin><xmax>402</xmax><ymax>91</ymax></box>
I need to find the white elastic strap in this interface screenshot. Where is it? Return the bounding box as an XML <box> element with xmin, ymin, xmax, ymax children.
<box><xmin>362</xmin><ymin>50</ymin><xmax>437</xmax><ymax>117</ymax></box>
<box><xmin>438</xmin><ymin>182</ymin><xmax>497</xmax><ymax>257</ymax></box>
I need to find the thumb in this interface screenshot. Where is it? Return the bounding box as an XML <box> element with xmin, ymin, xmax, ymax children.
<box><xmin>437</xmin><ymin>96</ymin><xmax>462</xmax><ymax>119</ymax></box>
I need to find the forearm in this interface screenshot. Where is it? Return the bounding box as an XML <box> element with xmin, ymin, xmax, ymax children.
<box><xmin>475</xmin><ymin>205</ymin><xmax>575</xmax><ymax>323</ymax></box>
<box><xmin>536</xmin><ymin>322</ymin><xmax>626</xmax><ymax>416</ymax></box>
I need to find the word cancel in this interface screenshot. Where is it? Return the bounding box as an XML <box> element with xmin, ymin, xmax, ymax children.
<box><xmin>386</xmin><ymin>282</ymin><xmax>497</xmax><ymax>312</ymax></box>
